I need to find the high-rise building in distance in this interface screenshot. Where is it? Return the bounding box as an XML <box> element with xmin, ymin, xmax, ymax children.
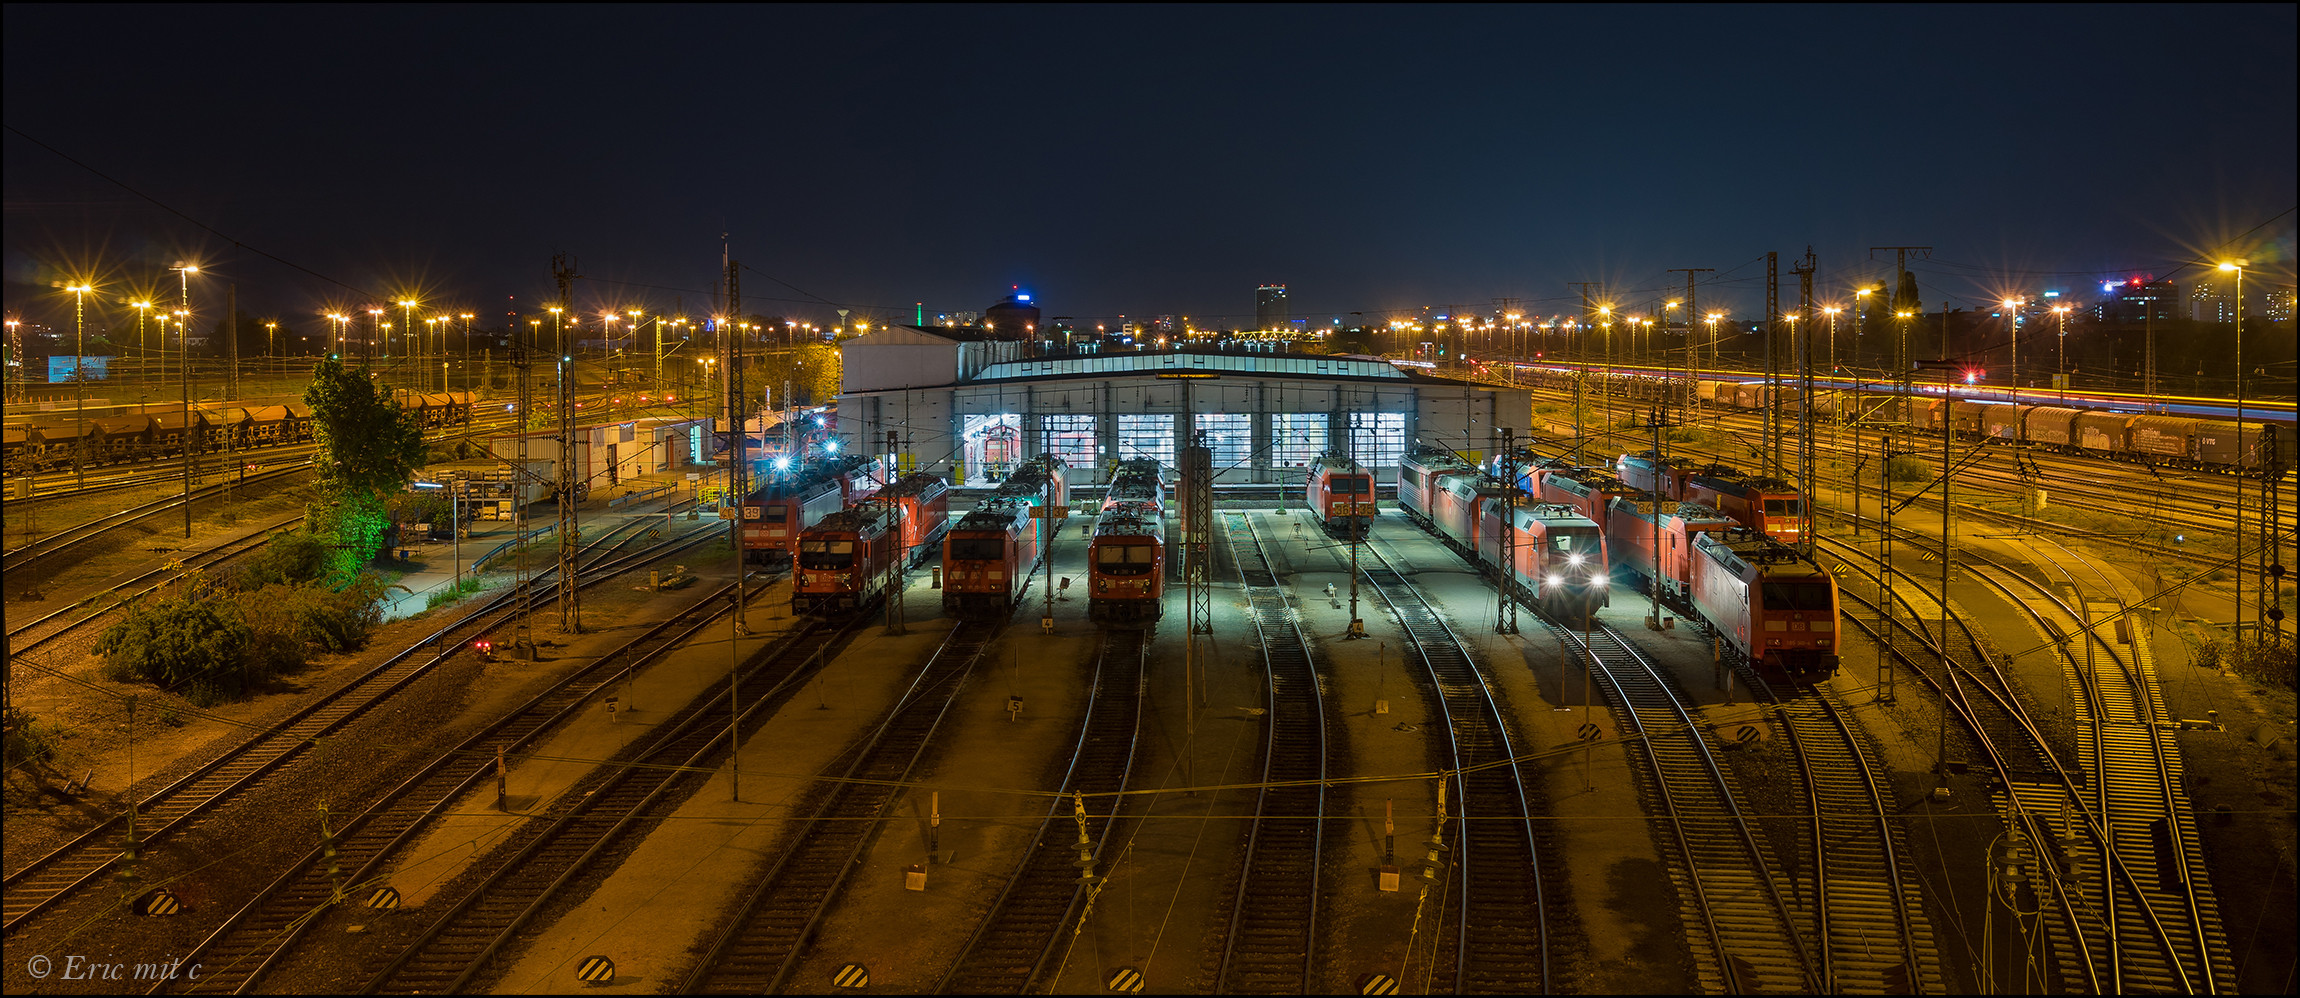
<box><xmin>1257</xmin><ymin>285</ymin><xmax>1288</xmax><ymax>332</ymax></box>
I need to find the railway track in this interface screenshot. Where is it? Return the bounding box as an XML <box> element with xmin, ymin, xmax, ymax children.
<box><xmin>936</xmin><ymin>629</ymin><xmax>1147</xmax><ymax>994</ymax></box>
<box><xmin>1</xmin><ymin>465</ymin><xmax>306</xmax><ymax>574</ymax></box>
<box><xmin>5</xmin><ymin>512</ymin><xmax>304</xmax><ymax>658</ymax></box>
<box><xmin>359</xmin><ymin>606</ymin><xmax>884</xmax><ymax>995</ymax></box>
<box><xmin>158</xmin><ymin>574</ymin><xmax>773</xmax><ymax>994</ymax></box>
<box><xmin>1958</xmin><ymin>551</ymin><xmax>2235</xmax><ymax>993</ymax></box>
<box><xmin>0</xmin><ymin>518</ymin><xmax>718</xmax><ymax>933</ymax></box>
<box><xmin>1360</xmin><ymin>537</ymin><xmax>1551</xmax><ymax>993</ymax></box>
<box><xmin>1534</xmin><ymin>603</ymin><xmax>1813</xmax><ymax>992</ymax></box>
<box><xmin>679</xmin><ymin>618</ymin><xmax>1002</xmax><ymax>994</ymax></box>
<box><xmin>1736</xmin><ymin>670</ymin><xmax>1944</xmax><ymax>993</ymax></box>
<box><xmin>1210</xmin><ymin>512</ymin><xmax>1331</xmax><ymax>994</ymax></box>
<box><xmin>1816</xmin><ymin>530</ymin><xmax>2213</xmax><ymax>993</ymax></box>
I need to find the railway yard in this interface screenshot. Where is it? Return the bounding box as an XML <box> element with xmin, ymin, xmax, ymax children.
<box><xmin>3</xmin><ymin>374</ymin><xmax>2293</xmax><ymax>996</ymax></box>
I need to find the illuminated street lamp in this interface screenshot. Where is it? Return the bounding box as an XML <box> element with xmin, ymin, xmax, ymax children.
<box><xmin>425</xmin><ymin>317</ymin><xmax>443</xmax><ymax>390</ymax></box>
<box><xmin>368</xmin><ymin>308</ymin><xmax>384</xmax><ymax>363</ymax></box>
<box><xmin>2051</xmin><ymin>305</ymin><xmax>2071</xmax><ymax>402</ymax></box>
<box><xmin>132</xmin><ymin>300</ymin><xmax>154</xmax><ymax>372</ymax></box>
<box><xmin>2001</xmin><ymin>297</ymin><xmax>2024</xmax><ymax>398</ymax></box>
<box><xmin>2219</xmin><ymin>260</ymin><xmax>2251</xmax><ymax>648</ymax></box>
<box><xmin>265</xmin><ymin>321</ymin><xmax>277</xmax><ymax>364</ymax></box>
<box><xmin>399</xmin><ymin>298</ymin><xmax>419</xmax><ymax>373</ymax></box>
<box><xmin>1821</xmin><ymin>306</ymin><xmax>1841</xmax><ymax>375</ymax></box>
<box><xmin>62</xmin><ymin>282</ymin><xmax>95</xmax><ymax>485</ymax></box>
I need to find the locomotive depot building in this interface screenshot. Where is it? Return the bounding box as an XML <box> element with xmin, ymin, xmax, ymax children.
<box><xmin>833</xmin><ymin>324</ymin><xmax>1532</xmax><ymax>488</ymax></box>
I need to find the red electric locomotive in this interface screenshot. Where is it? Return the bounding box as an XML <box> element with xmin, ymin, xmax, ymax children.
<box><xmin>996</xmin><ymin>453</ymin><xmax>1070</xmax><ymax>509</ymax></box>
<box><xmin>738</xmin><ymin>455</ymin><xmax>890</xmax><ymax>565</ymax></box>
<box><xmin>1396</xmin><ymin>446</ymin><xmax>1478</xmax><ymax>526</ymax></box>
<box><xmin>874</xmin><ymin>472</ymin><xmax>953</xmax><ymax>566</ymax></box>
<box><xmin>1102</xmin><ymin>458</ymin><xmax>1165</xmax><ymax>514</ymax></box>
<box><xmin>793</xmin><ymin>506</ymin><xmax>901</xmax><ymax>614</ymax></box>
<box><xmin>1616</xmin><ymin>451</ymin><xmax>1805</xmax><ymax>545</ymax></box>
<box><xmin>939</xmin><ymin>453</ymin><xmax>1069</xmax><ymax>619</ymax></box>
<box><xmin>1689</xmin><ymin>527</ymin><xmax>1839</xmax><ymax>682</ymax></box>
<box><xmin>1476</xmin><ymin>497</ymin><xmax>1610</xmax><ymax>620</ymax></box>
<box><xmin>1603</xmin><ymin>495</ymin><xmax>1736</xmax><ymax>602</ymax></box>
<box><xmin>1535</xmin><ymin>467</ymin><xmax>1640</xmax><ymax>528</ymax></box>
<box><xmin>1087</xmin><ymin>500</ymin><xmax>1165</xmax><ymax>626</ymax></box>
<box><xmin>1306</xmin><ymin>452</ymin><xmax>1377</xmax><ymax>537</ymax></box>
<box><xmin>1683</xmin><ymin>471</ymin><xmax>1803</xmax><ymax>545</ymax></box>
<box><xmin>942</xmin><ymin>499</ymin><xmax>1040</xmax><ymax>618</ymax></box>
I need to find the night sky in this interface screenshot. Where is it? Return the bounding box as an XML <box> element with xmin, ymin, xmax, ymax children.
<box><xmin>5</xmin><ymin>4</ymin><xmax>2294</xmax><ymax>333</ymax></box>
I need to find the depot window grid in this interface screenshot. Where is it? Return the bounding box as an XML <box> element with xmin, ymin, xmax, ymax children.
<box><xmin>1196</xmin><ymin>413</ymin><xmax>1251</xmax><ymax>471</ymax></box>
<box><xmin>1116</xmin><ymin>414</ymin><xmax>1175</xmax><ymax>468</ymax></box>
<box><xmin>1271</xmin><ymin>414</ymin><xmax>1329</xmax><ymax>468</ymax></box>
<box><xmin>1040</xmin><ymin>414</ymin><xmax>1097</xmax><ymax>467</ymax></box>
<box><xmin>1348</xmin><ymin>412</ymin><xmax>1406</xmax><ymax>467</ymax></box>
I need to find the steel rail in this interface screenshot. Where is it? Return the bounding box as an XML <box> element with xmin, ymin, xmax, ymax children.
<box><xmin>156</xmin><ymin>576</ymin><xmax>769</xmax><ymax>994</ymax></box>
<box><xmin>936</xmin><ymin>629</ymin><xmax>1147</xmax><ymax>994</ymax></box>
<box><xmin>1357</xmin><ymin>535</ymin><xmax>1550</xmax><ymax>993</ymax></box>
<box><xmin>0</xmin><ymin>519</ymin><xmax>717</xmax><ymax>932</ymax></box>
<box><xmin>359</xmin><ymin>608</ymin><xmax>867</xmax><ymax>994</ymax></box>
<box><xmin>1211</xmin><ymin>511</ymin><xmax>1329</xmax><ymax>994</ymax></box>
<box><xmin>679</xmin><ymin>619</ymin><xmax>1001</xmax><ymax>994</ymax></box>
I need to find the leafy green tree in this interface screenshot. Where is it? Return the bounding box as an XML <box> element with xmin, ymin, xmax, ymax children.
<box><xmin>306</xmin><ymin>358</ymin><xmax>426</xmax><ymax>565</ymax></box>
<box><xmin>308</xmin><ymin>357</ymin><xmax>427</xmax><ymax>496</ymax></box>
<box><xmin>95</xmin><ymin>596</ymin><xmax>254</xmax><ymax>702</ymax></box>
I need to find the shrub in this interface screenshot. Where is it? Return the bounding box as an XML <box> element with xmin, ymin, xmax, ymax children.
<box><xmin>4</xmin><ymin>706</ymin><xmax>60</xmax><ymax>768</ymax></box>
<box><xmin>233</xmin><ymin>530</ymin><xmax>336</xmax><ymax>589</ymax></box>
<box><xmin>95</xmin><ymin>597</ymin><xmax>255</xmax><ymax>702</ymax></box>
<box><xmin>1886</xmin><ymin>455</ymin><xmax>1931</xmax><ymax>483</ymax></box>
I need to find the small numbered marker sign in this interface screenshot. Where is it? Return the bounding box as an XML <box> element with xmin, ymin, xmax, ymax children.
<box><xmin>1106</xmin><ymin>967</ymin><xmax>1145</xmax><ymax>992</ymax></box>
<box><xmin>833</xmin><ymin>963</ymin><xmax>870</xmax><ymax>988</ymax></box>
<box><xmin>576</xmin><ymin>955</ymin><xmax>615</xmax><ymax>984</ymax></box>
<box><xmin>1358</xmin><ymin>971</ymin><xmax>1401</xmax><ymax>995</ymax></box>
<box><xmin>367</xmin><ymin>886</ymin><xmax>402</xmax><ymax>910</ymax></box>
<box><xmin>136</xmin><ymin>888</ymin><xmax>182</xmax><ymax>916</ymax></box>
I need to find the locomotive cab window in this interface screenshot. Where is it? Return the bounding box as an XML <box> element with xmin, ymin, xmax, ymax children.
<box><xmin>1095</xmin><ymin>545</ymin><xmax>1157</xmax><ymax>574</ymax></box>
<box><xmin>1762</xmin><ymin>585</ymin><xmax>1833</xmax><ymax>611</ymax></box>
<box><xmin>761</xmin><ymin>505</ymin><xmax>788</xmax><ymax>522</ymax></box>
<box><xmin>1762</xmin><ymin>498</ymin><xmax>1803</xmax><ymax>515</ymax></box>
<box><xmin>799</xmin><ymin>540</ymin><xmax>855</xmax><ymax>568</ymax></box>
<box><xmin>1334</xmin><ymin>476</ymin><xmax>1371</xmax><ymax>494</ymax></box>
<box><xmin>949</xmin><ymin>537</ymin><xmax>1005</xmax><ymax>561</ymax></box>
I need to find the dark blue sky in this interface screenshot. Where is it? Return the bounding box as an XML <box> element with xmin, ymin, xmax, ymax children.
<box><xmin>6</xmin><ymin>4</ymin><xmax>2294</xmax><ymax>331</ymax></box>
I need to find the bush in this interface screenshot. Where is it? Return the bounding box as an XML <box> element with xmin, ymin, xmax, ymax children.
<box><xmin>95</xmin><ymin>597</ymin><xmax>256</xmax><ymax>703</ymax></box>
<box><xmin>2198</xmin><ymin>637</ymin><xmax>2297</xmax><ymax>690</ymax></box>
<box><xmin>233</xmin><ymin>530</ymin><xmax>336</xmax><ymax>589</ymax></box>
<box><xmin>1886</xmin><ymin>455</ymin><xmax>1931</xmax><ymax>483</ymax></box>
<box><xmin>4</xmin><ymin>706</ymin><xmax>60</xmax><ymax>768</ymax></box>
<box><xmin>96</xmin><ymin>566</ymin><xmax>392</xmax><ymax>705</ymax></box>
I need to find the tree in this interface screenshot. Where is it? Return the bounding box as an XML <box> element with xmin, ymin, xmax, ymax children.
<box><xmin>1893</xmin><ymin>271</ymin><xmax>1923</xmax><ymax>317</ymax></box>
<box><xmin>307</xmin><ymin>357</ymin><xmax>427</xmax><ymax>498</ymax></box>
<box><xmin>306</xmin><ymin>358</ymin><xmax>426</xmax><ymax>565</ymax></box>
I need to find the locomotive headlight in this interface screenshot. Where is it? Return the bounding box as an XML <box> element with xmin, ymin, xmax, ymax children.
<box><xmin>1546</xmin><ymin>574</ymin><xmax>1564</xmax><ymax>587</ymax></box>
<box><xmin>1569</xmin><ymin>554</ymin><xmax>1584</xmax><ymax>567</ymax></box>
<box><xmin>1589</xmin><ymin>575</ymin><xmax>1605</xmax><ymax>586</ymax></box>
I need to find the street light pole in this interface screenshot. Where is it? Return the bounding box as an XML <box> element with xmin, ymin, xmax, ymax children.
<box><xmin>2218</xmin><ymin>261</ymin><xmax>2246</xmax><ymax>650</ymax></box>
<box><xmin>66</xmin><ymin>283</ymin><xmax>93</xmax><ymax>488</ymax></box>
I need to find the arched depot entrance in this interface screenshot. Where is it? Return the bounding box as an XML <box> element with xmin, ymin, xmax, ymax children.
<box><xmin>959</xmin><ymin>413</ymin><xmax>1021</xmax><ymax>486</ymax></box>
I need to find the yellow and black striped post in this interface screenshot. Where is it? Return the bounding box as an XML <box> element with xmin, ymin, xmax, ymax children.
<box><xmin>576</xmin><ymin>955</ymin><xmax>615</xmax><ymax>985</ymax></box>
<box><xmin>833</xmin><ymin>963</ymin><xmax>870</xmax><ymax>988</ymax></box>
